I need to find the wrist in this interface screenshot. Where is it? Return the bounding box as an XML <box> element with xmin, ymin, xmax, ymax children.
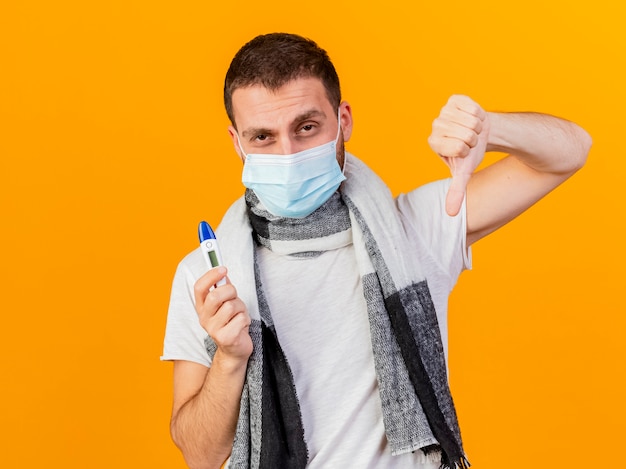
<box><xmin>484</xmin><ymin>112</ymin><xmax>509</xmax><ymax>153</ymax></box>
<box><xmin>213</xmin><ymin>349</ymin><xmax>250</xmax><ymax>375</ymax></box>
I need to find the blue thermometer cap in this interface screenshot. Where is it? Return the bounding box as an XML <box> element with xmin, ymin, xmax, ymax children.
<box><xmin>198</xmin><ymin>220</ymin><xmax>217</xmax><ymax>242</ymax></box>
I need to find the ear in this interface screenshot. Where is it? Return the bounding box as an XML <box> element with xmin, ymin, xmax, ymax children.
<box><xmin>227</xmin><ymin>125</ymin><xmax>245</xmax><ymax>163</ymax></box>
<box><xmin>339</xmin><ymin>101</ymin><xmax>353</xmax><ymax>142</ymax></box>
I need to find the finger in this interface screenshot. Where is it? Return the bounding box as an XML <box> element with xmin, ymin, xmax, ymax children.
<box><xmin>429</xmin><ymin>132</ymin><xmax>473</xmax><ymax>158</ymax></box>
<box><xmin>212</xmin><ymin>314</ymin><xmax>253</xmax><ymax>357</ymax></box>
<box><xmin>438</xmin><ymin>107</ymin><xmax>484</xmax><ymax>137</ymax></box>
<box><xmin>438</xmin><ymin>114</ymin><xmax>483</xmax><ymax>144</ymax></box>
<box><xmin>448</xmin><ymin>94</ymin><xmax>487</xmax><ymax>120</ymax></box>
<box><xmin>193</xmin><ymin>266</ymin><xmax>228</xmax><ymax>307</ymax></box>
<box><xmin>213</xmin><ymin>297</ymin><xmax>247</xmax><ymax>328</ymax></box>
<box><xmin>202</xmin><ymin>282</ymin><xmax>238</xmax><ymax>318</ymax></box>
<box><xmin>431</xmin><ymin>116</ymin><xmax>480</xmax><ymax>155</ymax></box>
<box><xmin>208</xmin><ymin>301</ymin><xmax>250</xmax><ymax>343</ymax></box>
<box><xmin>200</xmin><ymin>293</ymin><xmax>245</xmax><ymax>335</ymax></box>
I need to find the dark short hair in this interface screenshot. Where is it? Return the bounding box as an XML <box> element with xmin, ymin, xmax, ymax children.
<box><xmin>224</xmin><ymin>33</ymin><xmax>341</xmax><ymax>127</ymax></box>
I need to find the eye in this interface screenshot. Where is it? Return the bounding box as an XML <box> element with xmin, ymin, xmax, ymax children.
<box><xmin>298</xmin><ymin>123</ymin><xmax>316</xmax><ymax>134</ymax></box>
<box><xmin>254</xmin><ymin>134</ymin><xmax>268</xmax><ymax>142</ymax></box>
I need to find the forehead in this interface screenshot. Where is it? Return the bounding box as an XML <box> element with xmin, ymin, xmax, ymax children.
<box><xmin>231</xmin><ymin>77</ymin><xmax>334</xmax><ymax>130</ymax></box>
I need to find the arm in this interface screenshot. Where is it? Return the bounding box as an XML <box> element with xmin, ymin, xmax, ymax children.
<box><xmin>428</xmin><ymin>95</ymin><xmax>592</xmax><ymax>245</ymax></box>
<box><xmin>170</xmin><ymin>267</ymin><xmax>252</xmax><ymax>469</ymax></box>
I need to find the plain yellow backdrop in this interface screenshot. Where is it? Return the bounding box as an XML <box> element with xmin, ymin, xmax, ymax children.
<box><xmin>1</xmin><ymin>1</ymin><xmax>624</xmax><ymax>467</ymax></box>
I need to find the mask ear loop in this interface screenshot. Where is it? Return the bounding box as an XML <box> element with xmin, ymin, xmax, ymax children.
<box><xmin>336</xmin><ymin>106</ymin><xmax>347</xmax><ymax>175</ymax></box>
<box><xmin>335</xmin><ymin>106</ymin><xmax>342</xmax><ymax>143</ymax></box>
<box><xmin>235</xmin><ymin>133</ymin><xmax>249</xmax><ymax>161</ymax></box>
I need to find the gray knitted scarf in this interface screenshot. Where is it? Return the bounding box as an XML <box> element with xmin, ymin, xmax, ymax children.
<box><xmin>207</xmin><ymin>154</ymin><xmax>469</xmax><ymax>468</ymax></box>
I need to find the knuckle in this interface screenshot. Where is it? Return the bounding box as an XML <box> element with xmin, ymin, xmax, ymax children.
<box><xmin>220</xmin><ymin>300</ymin><xmax>237</xmax><ymax>317</ymax></box>
<box><xmin>204</xmin><ymin>289</ymin><xmax>219</xmax><ymax>309</ymax></box>
<box><xmin>447</xmin><ymin>94</ymin><xmax>462</xmax><ymax>105</ymax></box>
<box><xmin>451</xmin><ymin>139</ymin><xmax>469</xmax><ymax>157</ymax></box>
<box><xmin>467</xmin><ymin>101</ymin><xmax>481</xmax><ymax>115</ymax></box>
<box><xmin>431</xmin><ymin>118</ymin><xmax>446</xmax><ymax>135</ymax></box>
<box><xmin>462</xmin><ymin>128</ymin><xmax>478</xmax><ymax>146</ymax></box>
<box><xmin>193</xmin><ymin>280</ymin><xmax>204</xmax><ymax>296</ymax></box>
<box><xmin>468</xmin><ymin>115</ymin><xmax>482</xmax><ymax>132</ymax></box>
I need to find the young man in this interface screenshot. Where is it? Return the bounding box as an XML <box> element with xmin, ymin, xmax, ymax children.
<box><xmin>162</xmin><ymin>33</ymin><xmax>591</xmax><ymax>469</ymax></box>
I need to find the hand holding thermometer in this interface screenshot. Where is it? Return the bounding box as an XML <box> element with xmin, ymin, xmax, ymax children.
<box><xmin>198</xmin><ymin>221</ymin><xmax>227</xmax><ymax>287</ymax></box>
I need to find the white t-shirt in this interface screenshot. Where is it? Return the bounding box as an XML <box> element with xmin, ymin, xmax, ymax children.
<box><xmin>162</xmin><ymin>179</ymin><xmax>471</xmax><ymax>468</ymax></box>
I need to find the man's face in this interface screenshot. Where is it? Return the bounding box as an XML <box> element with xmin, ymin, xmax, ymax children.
<box><xmin>228</xmin><ymin>77</ymin><xmax>352</xmax><ymax>168</ymax></box>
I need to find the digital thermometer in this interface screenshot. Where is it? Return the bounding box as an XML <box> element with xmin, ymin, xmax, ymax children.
<box><xmin>198</xmin><ymin>220</ymin><xmax>226</xmax><ymax>287</ymax></box>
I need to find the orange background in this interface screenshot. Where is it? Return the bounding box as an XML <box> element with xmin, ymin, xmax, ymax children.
<box><xmin>1</xmin><ymin>1</ymin><xmax>624</xmax><ymax>467</ymax></box>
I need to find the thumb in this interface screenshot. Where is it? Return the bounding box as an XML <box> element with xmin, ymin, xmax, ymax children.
<box><xmin>446</xmin><ymin>166</ymin><xmax>471</xmax><ymax>217</ymax></box>
<box><xmin>443</xmin><ymin>117</ymin><xmax>489</xmax><ymax>216</ymax></box>
<box><xmin>444</xmin><ymin>155</ymin><xmax>474</xmax><ymax>216</ymax></box>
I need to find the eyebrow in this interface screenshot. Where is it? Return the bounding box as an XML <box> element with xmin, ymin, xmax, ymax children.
<box><xmin>240</xmin><ymin>109</ymin><xmax>327</xmax><ymax>139</ymax></box>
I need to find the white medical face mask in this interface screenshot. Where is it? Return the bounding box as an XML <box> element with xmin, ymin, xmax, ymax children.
<box><xmin>238</xmin><ymin>110</ymin><xmax>346</xmax><ymax>218</ymax></box>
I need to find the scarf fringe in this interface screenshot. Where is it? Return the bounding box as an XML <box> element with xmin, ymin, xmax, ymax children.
<box><xmin>440</xmin><ymin>456</ymin><xmax>471</xmax><ymax>469</ymax></box>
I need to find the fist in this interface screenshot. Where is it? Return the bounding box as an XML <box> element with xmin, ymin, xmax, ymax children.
<box><xmin>193</xmin><ymin>267</ymin><xmax>253</xmax><ymax>363</ymax></box>
<box><xmin>428</xmin><ymin>95</ymin><xmax>490</xmax><ymax>216</ymax></box>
